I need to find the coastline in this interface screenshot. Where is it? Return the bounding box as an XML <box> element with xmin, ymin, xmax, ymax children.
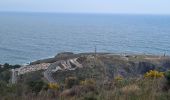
<box><xmin>0</xmin><ymin>52</ymin><xmax>169</xmax><ymax>65</ymax></box>
<box><xmin>30</xmin><ymin>52</ymin><xmax>169</xmax><ymax>65</ymax></box>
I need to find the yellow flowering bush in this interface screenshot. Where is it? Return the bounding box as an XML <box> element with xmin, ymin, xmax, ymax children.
<box><xmin>48</xmin><ymin>83</ymin><xmax>60</xmax><ymax>90</ymax></box>
<box><xmin>114</xmin><ymin>76</ymin><xmax>126</xmax><ymax>88</ymax></box>
<box><xmin>115</xmin><ymin>76</ymin><xmax>123</xmax><ymax>81</ymax></box>
<box><xmin>80</xmin><ymin>79</ymin><xmax>96</xmax><ymax>86</ymax></box>
<box><xmin>144</xmin><ymin>70</ymin><xmax>164</xmax><ymax>78</ymax></box>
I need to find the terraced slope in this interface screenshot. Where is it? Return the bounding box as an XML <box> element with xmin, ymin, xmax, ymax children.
<box><xmin>44</xmin><ymin>58</ymin><xmax>83</xmax><ymax>83</ymax></box>
<box><xmin>13</xmin><ymin>53</ymin><xmax>170</xmax><ymax>84</ymax></box>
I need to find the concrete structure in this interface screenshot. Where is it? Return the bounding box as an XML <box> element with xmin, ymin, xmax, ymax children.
<box><xmin>11</xmin><ymin>63</ymin><xmax>50</xmax><ymax>84</ymax></box>
<box><xmin>44</xmin><ymin>58</ymin><xmax>83</xmax><ymax>83</ymax></box>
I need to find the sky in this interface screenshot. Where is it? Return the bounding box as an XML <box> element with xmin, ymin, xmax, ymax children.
<box><xmin>0</xmin><ymin>0</ymin><xmax>170</xmax><ymax>14</ymax></box>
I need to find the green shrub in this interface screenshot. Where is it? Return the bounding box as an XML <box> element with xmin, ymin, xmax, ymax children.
<box><xmin>65</xmin><ymin>77</ymin><xmax>79</xmax><ymax>89</ymax></box>
<box><xmin>27</xmin><ymin>80</ymin><xmax>46</xmax><ymax>94</ymax></box>
<box><xmin>0</xmin><ymin>70</ymin><xmax>11</xmax><ymax>83</ymax></box>
<box><xmin>84</xmin><ymin>96</ymin><xmax>97</xmax><ymax>100</ymax></box>
<box><xmin>83</xmin><ymin>92</ymin><xmax>97</xmax><ymax>100</ymax></box>
<box><xmin>165</xmin><ymin>70</ymin><xmax>170</xmax><ymax>85</ymax></box>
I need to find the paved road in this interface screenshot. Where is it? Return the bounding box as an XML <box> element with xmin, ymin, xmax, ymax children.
<box><xmin>11</xmin><ymin>69</ymin><xmax>17</xmax><ymax>84</ymax></box>
<box><xmin>44</xmin><ymin>61</ymin><xmax>60</xmax><ymax>83</ymax></box>
<box><xmin>43</xmin><ymin>58</ymin><xmax>83</xmax><ymax>83</ymax></box>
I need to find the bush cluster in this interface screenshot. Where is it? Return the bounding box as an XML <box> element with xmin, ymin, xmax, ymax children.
<box><xmin>144</xmin><ymin>70</ymin><xmax>164</xmax><ymax>78</ymax></box>
<box><xmin>165</xmin><ymin>70</ymin><xmax>170</xmax><ymax>85</ymax></box>
<box><xmin>115</xmin><ymin>76</ymin><xmax>123</xmax><ymax>81</ymax></box>
<box><xmin>80</xmin><ymin>79</ymin><xmax>96</xmax><ymax>86</ymax></box>
<box><xmin>48</xmin><ymin>83</ymin><xmax>60</xmax><ymax>90</ymax></box>
<box><xmin>65</xmin><ymin>77</ymin><xmax>79</xmax><ymax>89</ymax></box>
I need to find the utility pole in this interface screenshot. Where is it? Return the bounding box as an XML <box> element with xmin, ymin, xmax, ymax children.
<box><xmin>164</xmin><ymin>52</ymin><xmax>166</xmax><ymax>57</ymax></box>
<box><xmin>94</xmin><ymin>45</ymin><xmax>97</xmax><ymax>67</ymax></box>
<box><xmin>91</xmin><ymin>46</ymin><xmax>97</xmax><ymax>79</ymax></box>
<box><xmin>94</xmin><ymin>45</ymin><xmax>97</xmax><ymax>57</ymax></box>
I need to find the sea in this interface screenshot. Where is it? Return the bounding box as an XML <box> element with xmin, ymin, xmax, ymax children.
<box><xmin>0</xmin><ymin>12</ymin><xmax>170</xmax><ymax>64</ymax></box>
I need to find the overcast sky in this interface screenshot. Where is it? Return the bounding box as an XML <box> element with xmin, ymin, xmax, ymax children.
<box><xmin>0</xmin><ymin>0</ymin><xmax>170</xmax><ymax>14</ymax></box>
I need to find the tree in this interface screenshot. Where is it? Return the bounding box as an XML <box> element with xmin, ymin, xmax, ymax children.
<box><xmin>27</xmin><ymin>80</ymin><xmax>46</xmax><ymax>95</ymax></box>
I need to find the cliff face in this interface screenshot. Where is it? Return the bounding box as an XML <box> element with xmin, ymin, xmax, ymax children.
<box><xmin>50</xmin><ymin>54</ymin><xmax>170</xmax><ymax>83</ymax></box>
<box><xmin>29</xmin><ymin>53</ymin><xmax>170</xmax><ymax>82</ymax></box>
<box><xmin>102</xmin><ymin>57</ymin><xmax>170</xmax><ymax>77</ymax></box>
<box><xmin>137</xmin><ymin>62</ymin><xmax>155</xmax><ymax>74</ymax></box>
<box><xmin>162</xmin><ymin>59</ymin><xmax>170</xmax><ymax>69</ymax></box>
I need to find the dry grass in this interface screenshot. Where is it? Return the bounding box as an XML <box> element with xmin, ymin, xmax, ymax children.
<box><xmin>121</xmin><ymin>84</ymin><xmax>140</xmax><ymax>94</ymax></box>
<box><xmin>2</xmin><ymin>55</ymin><xmax>170</xmax><ymax>100</ymax></box>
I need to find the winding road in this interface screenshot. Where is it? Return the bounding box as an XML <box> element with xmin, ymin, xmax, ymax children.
<box><xmin>43</xmin><ymin>58</ymin><xmax>83</xmax><ymax>83</ymax></box>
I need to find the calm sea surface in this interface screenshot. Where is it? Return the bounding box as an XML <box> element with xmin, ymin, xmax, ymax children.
<box><xmin>0</xmin><ymin>12</ymin><xmax>170</xmax><ymax>64</ymax></box>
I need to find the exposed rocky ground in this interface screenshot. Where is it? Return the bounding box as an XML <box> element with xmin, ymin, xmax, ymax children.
<box><xmin>49</xmin><ymin>53</ymin><xmax>170</xmax><ymax>83</ymax></box>
<box><xmin>14</xmin><ymin>52</ymin><xmax>170</xmax><ymax>83</ymax></box>
<box><xmin>2</xmin><ymin>52</ymin><xmax>170</xmax><ymax>100</ymax></box>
